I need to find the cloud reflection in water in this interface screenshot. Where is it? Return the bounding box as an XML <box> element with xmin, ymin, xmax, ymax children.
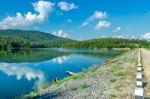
<box><xmin>52</xmin><ymin>56</ymin><xmax>69</xmax><ymax>64</ymax></box>
<box><xmin>0</xmin><ymin>63</ymin><xmax>47</xmax><ymax>88</ymax></box>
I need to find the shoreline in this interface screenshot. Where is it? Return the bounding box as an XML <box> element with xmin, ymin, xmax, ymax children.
<box><xmin>24</xmin><ymin>49</ymin><xmax>137</xmax><ymax>99</ymax></box>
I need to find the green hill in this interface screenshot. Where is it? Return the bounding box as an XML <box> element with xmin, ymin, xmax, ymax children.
<box><xmin>0</xmin><ymin>29</ymin><xmax>75</xmax><ymax>50</ymax></box>
<box><xmin>0</xmin><ymin>30</ymin><xmax>71</xmax><ymax>42</ymax></box>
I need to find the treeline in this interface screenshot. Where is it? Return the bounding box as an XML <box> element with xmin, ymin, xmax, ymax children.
<box><xmin>0</xmin><ymin>30</ymin><xmax>150</xmax><ymax>50</ymax></box>
<box><xmin>61</xmin><ymin>38</ymin><xmax>150</xmax><ymax>49</ymax></box>
<box><xmin>1</xmin><ymin>37</ymin><xmax>150</xmax><ymax>50</ymax></box>
<box><xmin>139</xmin><ymin>40</ymin><xmax>150</xmax><ymax>48</ymax></box>
<box><xmin>0</xmin><ymin>36</ymin><xmax>30</xmax><ymax>50</ymax></box>
<box><xmin>0</xmin><ymin>36</ymin><xmax>73</xmax><ymax>50</ymax></box>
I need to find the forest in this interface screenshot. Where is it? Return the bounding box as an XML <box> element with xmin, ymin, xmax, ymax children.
<box><xmin>62</xmin><ymin>38</ymin><xmax>150</xmax><ymax>49</ymax></box>
<box><xmin>0</xmin><ymin>30</ymin><xmax>150</xmax><ymax>50</ymax></box>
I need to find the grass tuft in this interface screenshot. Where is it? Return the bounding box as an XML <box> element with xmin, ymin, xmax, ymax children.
<box><xmin>81</xmin><ymin>83</ymin><xmax>89</xmax><ymax>89</ymax></box>
<box><xmin>110</xmin><ymin>78</ymin><xmax>117</xmax><ymax>83</ymax></box>
<box><xmin>70</xmin><ymin>86</ymin><xmax>78</xmax><ymax>91</ymax></box>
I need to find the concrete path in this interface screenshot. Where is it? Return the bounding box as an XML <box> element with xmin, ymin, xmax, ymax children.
<box><xmin>141</xmin><ymin>48</ymin><xmax>150</xmax><ymax>97</ymax></box>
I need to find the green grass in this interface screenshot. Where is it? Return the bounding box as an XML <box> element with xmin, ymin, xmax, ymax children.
<box><xmin>115</xmin><ymin>84</ymin><xmax>123</xmax><ymax>91</ymax></box>
<box><xmin>99</xmin><ymin>91</ymin><xmax>104</xmax><ymax>95</ymax></box>
<box><xmin>70</xmin><ymin>86</ymin><xmax>78</xmax><ymax>91</ymax></box>
<box><xmin>109</xmin><ymin>65</ymin><xmax>123</xmax><ymax>73</ymax></box>
<box><xmin>145</xmin><ymin>97</ymin><xmax>150</xmax><ymax>99</ymax></box>
<box><xmin>55</xmin><ymin>72</ymin><xmax>88</xmax><ymax>86</ymax></box>
<box><xmin>33</xmin><ymin>89</ymin><xmax>39</xmax><ymax>94</ymax></box>
<box><xmin>111</xmin><ymin>94</ymin><xmax>117</xmax><ymax>98</ymax></box>
<box><xmin>27</xmin><ymin>66</ymin><xmax>98</xmax><ymax>96</ymax></box>
<box><xmin>115</xmin><ymin>71</ymin><xmax>126</xmax><ymax>77</ymax></box>
<box><xmin>110</xmin><ymin>78</ymin><xmax>117</xmax><ymax>83</ymax></box>
<box><xmin>80</xmin><ymin>83</ymin><xmax>89</xmax><ymax>89</ymax></box>
<box><xmin>52</xmin><ymin>66</ymin><xmax>98</xmax><ymax>87</ymax></box>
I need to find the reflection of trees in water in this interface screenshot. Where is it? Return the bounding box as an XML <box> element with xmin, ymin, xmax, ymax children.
<box><xmin>71</xmin><ymin>51</ymin><xmax>123</xmax><ymax>58</ymax></box>
<box><xmin>0</xmin><ymin>63</ymin><xmax>47</xmax><ymax>88</ymax></box>
<box><xmin>0</xmin><ymin>49</ymin><xmax>123</xmax><ymax>63</ymax></box>
<box><xmin>0</xmin><ymin>50</ymin><xmax>70</xmax><ymax>63</ymax></box>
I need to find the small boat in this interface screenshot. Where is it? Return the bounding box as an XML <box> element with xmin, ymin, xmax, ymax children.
<box><xmin>66</xmin><ymin>71</ymin><xmax>76</xmax><ymax>76</ymax></box>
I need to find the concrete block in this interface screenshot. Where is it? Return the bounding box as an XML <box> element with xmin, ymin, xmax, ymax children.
<box><xmin>137</xmin><ymin>81</ymin><xmax>143</xmax><ymax>87</ymax></box>
<box><xmin>137</xmin><ymin>72</ymin><xmax>142</xmax><ymax>80</ymax></box>
<box><xmin>137</xmin><ymin>67</ymin><xmax>142</xmax><ymax>72</ymax></box>
<box><xmin>135</xmin><ymin>88</ymin><xmax>144</xmax><ymax>97</ymax></box>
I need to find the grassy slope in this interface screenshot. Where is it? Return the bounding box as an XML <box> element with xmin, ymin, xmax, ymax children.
<box><xmin>25</xmin><ymin>49</ymin><xmax>137</xmax><ymax>99</ymax></box>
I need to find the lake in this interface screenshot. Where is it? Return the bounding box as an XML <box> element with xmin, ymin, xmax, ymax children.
<box><xmin>0</xmin><ymin>48</ymin><xmax>123</xmax><ymax>99</ymax></box>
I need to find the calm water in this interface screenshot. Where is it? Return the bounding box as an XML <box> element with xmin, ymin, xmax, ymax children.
<box><xmin>0</xmin><ymin>48</ymin><xmax>123</xmax><ymax>99</ymax></box>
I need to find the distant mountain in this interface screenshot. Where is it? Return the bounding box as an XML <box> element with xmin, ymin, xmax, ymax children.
<box><xmin>0</xmin><ymin>29</ymin><xmax>73</xmax><ymax>42</ymax></box>
<box><xmin>0</xmin><ymin>30</ymin><xmax>75</xmax><ymax>49</ymax></box>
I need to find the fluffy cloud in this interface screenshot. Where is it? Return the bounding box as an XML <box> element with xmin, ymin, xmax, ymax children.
<box><xmin>113</xmin><ymin>27</ymin><xmax>121</xmax><ymax>32</ymax></box>
<box><xmin>142</xmin><ymin>32</ymin><xmax>150</xmax><ymax>39</ymax></box>
<box><xmin>0</xmin><ymin>0</ymin><xmax>55</xmax><ymax>29</ymax></box>
<box><xmin>52</xmin><ymin>29</ymin><xmax>69</xmax><ymax>38</ymax></box>
<box><xmin>95</xmin><ymin>21</ymin><xmax>111</xmax><ymax>29</ymax></box>
<box><xmin>58</xmin><ymin>2</ymin><xmax>78</xmax><ymax>11</ymax></box>
<box><xmin>112</xmin><ymin>35</ymin><xmax>136</xmax><ymax>39</ymax></box>
<box><xmin>82</xmin><ymin>11</ymin><xmax>107</xmax><ymax>26</ymax></box>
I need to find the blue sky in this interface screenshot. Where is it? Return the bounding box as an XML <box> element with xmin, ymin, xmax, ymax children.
<box><xmin>0</xmin><ymin>0</ymin><xmax>150</xmax><ymax>40</ymax></box>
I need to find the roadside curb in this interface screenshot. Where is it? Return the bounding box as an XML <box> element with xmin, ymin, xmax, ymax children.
<box><xmin>135</xmin><ymin>49</ymin><xmax>144</xmax><ymax>99</ymax></box>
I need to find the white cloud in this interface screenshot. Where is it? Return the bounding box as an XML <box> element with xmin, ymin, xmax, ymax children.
<box><xmin>58</xmin><ymin>2</ymin><xmax>78</xmax><ymax>11</ymax></box>
<box><xmin>52</xmin><ymin>29</ymin><xmax>69</xmax><ymax>38</ymax></box>
<box><xmin>82</xmin><ymin>11</ymin><xmax>107</xmax><ymax>26</ymax></box>
<box><xmin>0</xmin><ymin>0</ymin><xmax>55</xmax><ymax>29</ymax></box>
<box><xmin>112</xmin><ymin>35</ymin><xmax>137</xmax><ymax>39</ymax></box>
<box><xmin>95</xmin><ymin>21</ymin><xmax>111</xmax><ymax>29</ymax></box>
<box><xmin>142</xmin><ymin>32</ymin><xmax>150</xmax><ymax>39</ymax></box>
<box><xmin>113</xmin><ymin>27</ymin><xmax>121</xmax><ymax>32</ymax></box>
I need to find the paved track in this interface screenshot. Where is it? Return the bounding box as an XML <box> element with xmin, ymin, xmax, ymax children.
<box><xmin>141</xmin><ymin>48</ymin><xmax>150</xmax><ymax>97</ymax></box>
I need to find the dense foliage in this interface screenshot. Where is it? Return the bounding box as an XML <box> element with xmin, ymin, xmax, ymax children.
<box><xmin>62</xmin><ymin>38</ymin><xmax>150</xmax><ymax>49</ymax></box>
<box><xmin>0</xmin><ymin>29</ymin><xmax>150</xmax><ymax>50</ymax></box>
<box><xmin>0</xmin><ymin>36</ymin><xmax>30</xmax><ymax>50</ymax></box>
<box><xmin>0</xmin><ymin>30</ymin><xmax>74</xmax><ymax>50</ymax></box>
